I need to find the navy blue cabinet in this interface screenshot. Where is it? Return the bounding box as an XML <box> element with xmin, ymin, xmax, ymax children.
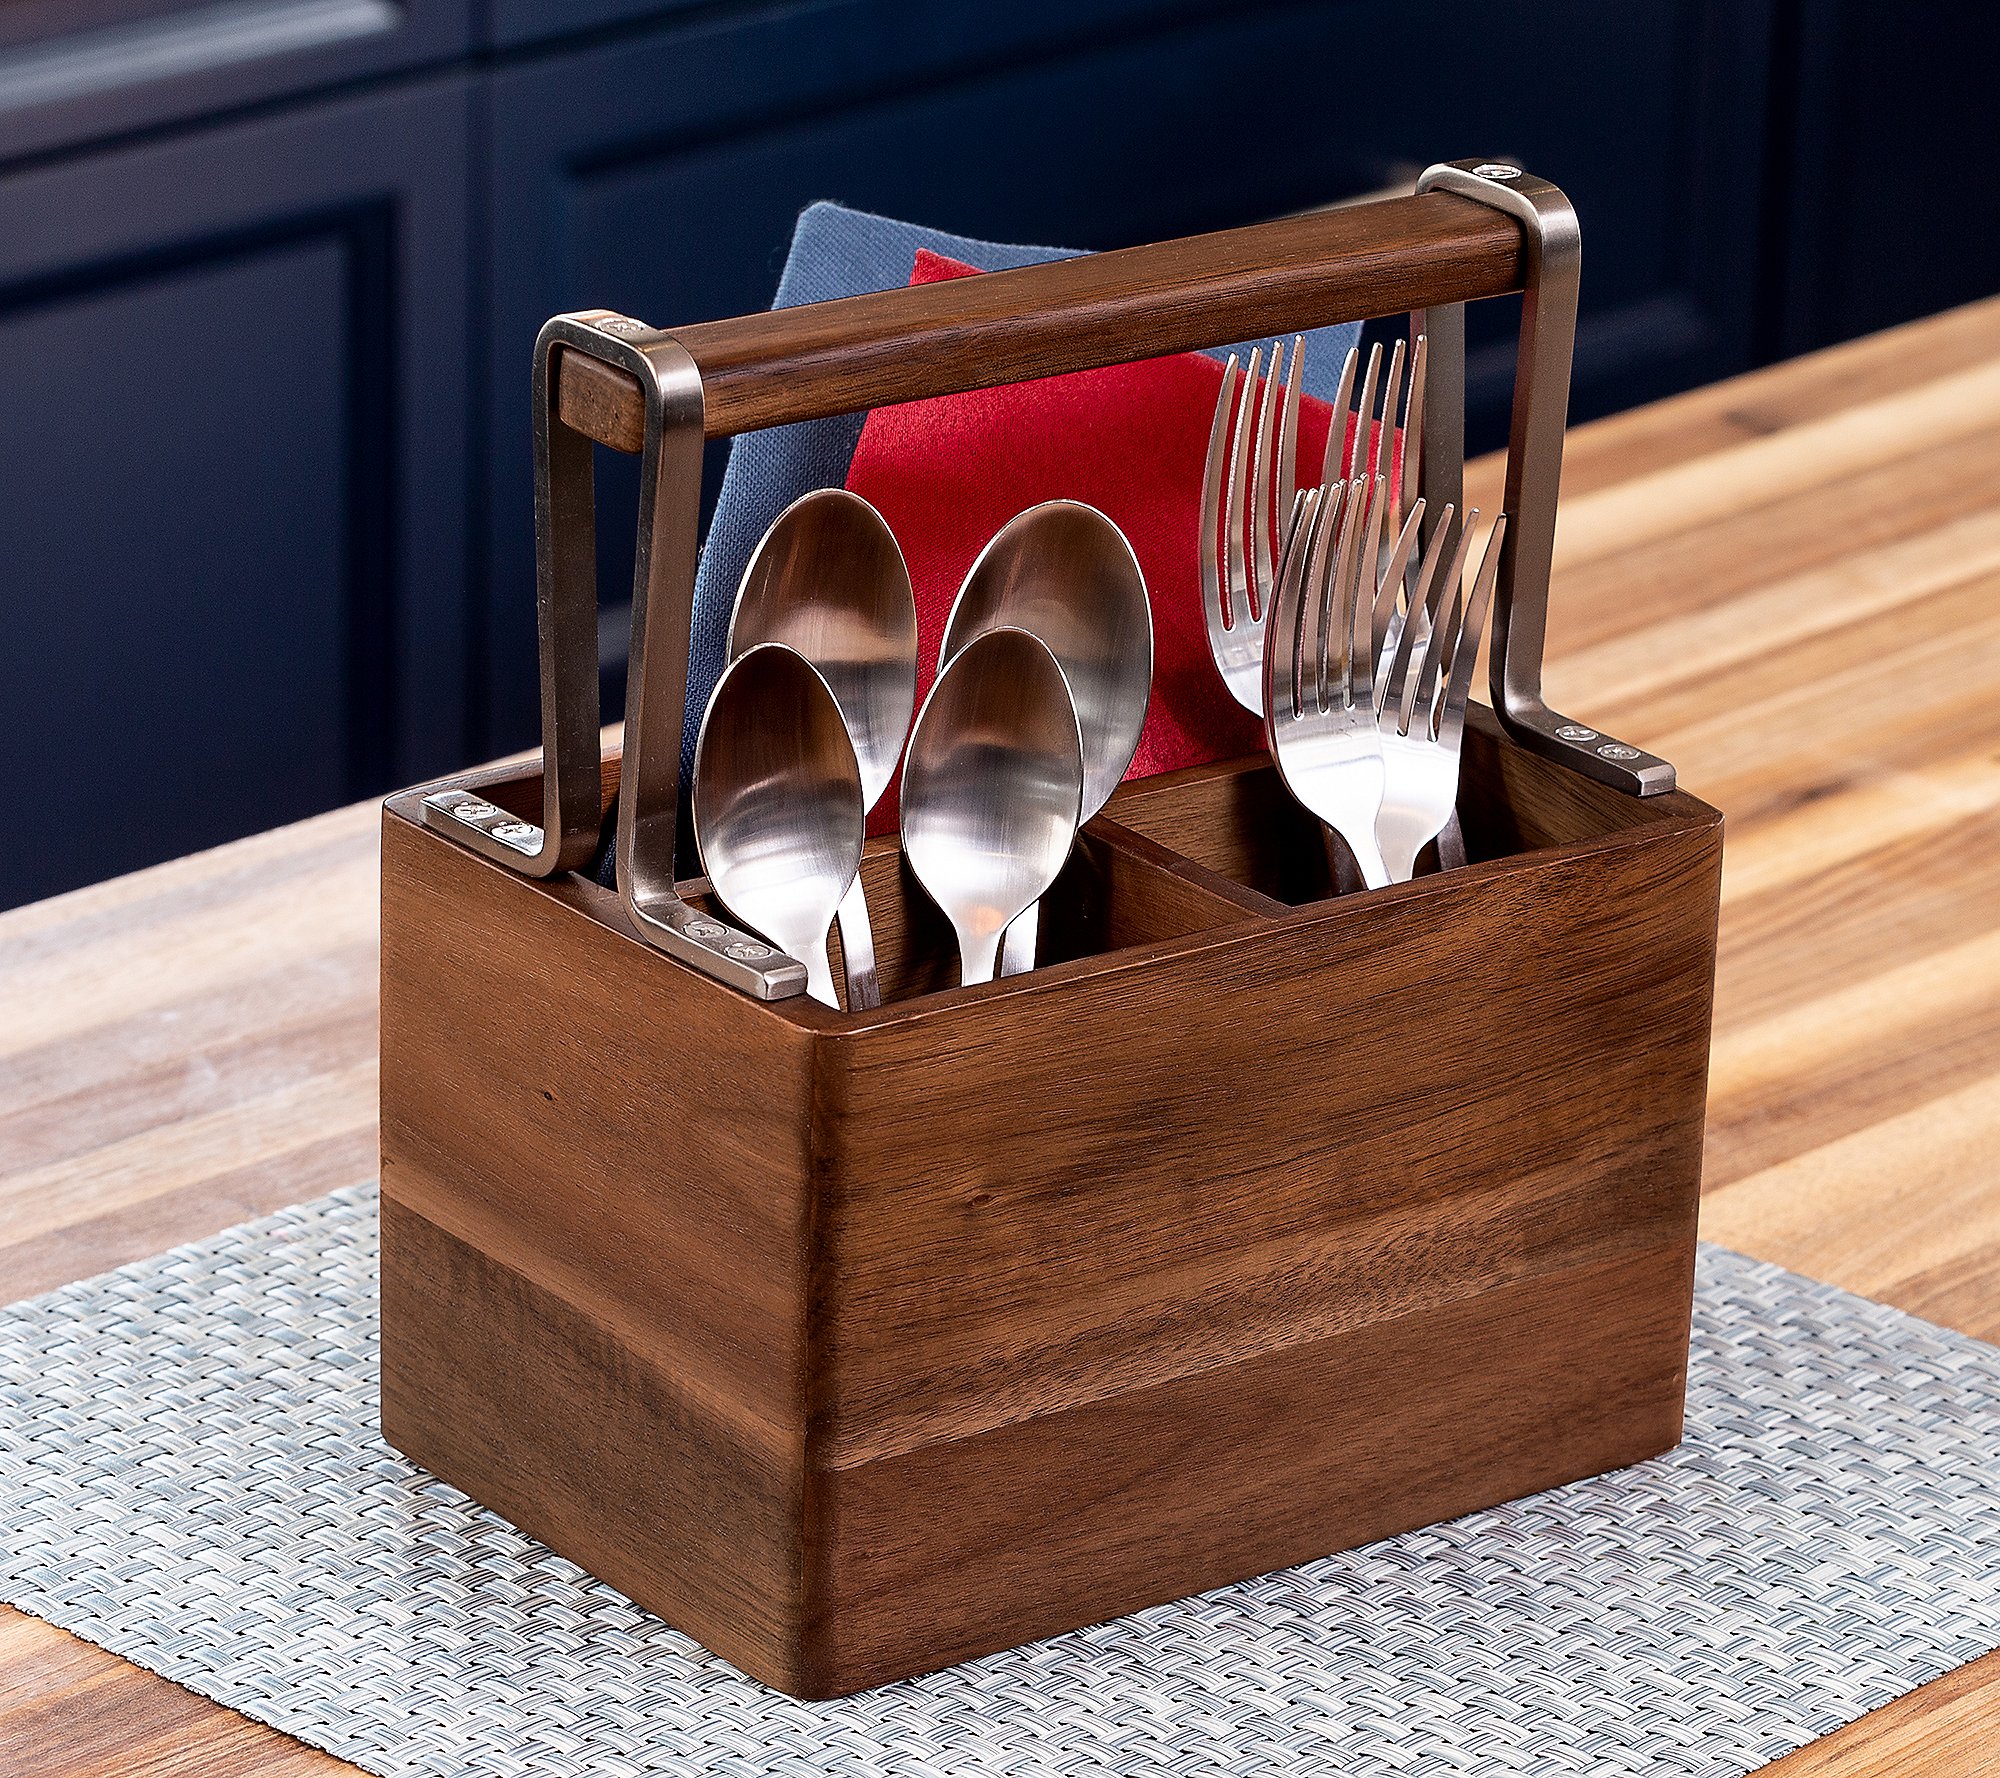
<box><xmin>0</xmin><ymin>0</ymin><xmax>472</xmax><ymax>163</ymax></box>
<box><xmin>1767</xmin><ymin>1</ymin><xmax>2000</xmax><ymax>357</ymax></box>
<box><xmin>0</xmin><ymin>75</ymin><xmax>470</xmax><ymax>907</ymax></box>
<box><xmin>480</xmin><ymin>0</ymin><xmax>1777</xmax><ymax>752</ymax></box>
<box><xmin>0</xmin><ymin>0</ymin><xmax>1992</xmax><ymax>908</ymax></box>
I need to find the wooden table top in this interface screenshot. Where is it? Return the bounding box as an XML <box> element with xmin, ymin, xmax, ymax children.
<box><xmin>6</xmin><ymin>296</ymin><xmax>2000</xmax><ymax>1773</ymax></box>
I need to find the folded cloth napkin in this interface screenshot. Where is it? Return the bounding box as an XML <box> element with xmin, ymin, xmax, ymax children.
<box><xmin>671</xmin><ymin>204</ymin><xmax>1086</xmax><ymax>795</ymax></box>
<box><xmin>847</xmin><ymin>250</ymin><xmax>1353</xmax><ymax>829</ymax></box>
<box><xmin>599</xmin><ymin>201</ymin><xmax>1363</xmax><ymax>879</ymax></box>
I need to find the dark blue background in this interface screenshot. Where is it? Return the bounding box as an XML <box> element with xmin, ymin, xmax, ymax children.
<box><xmin>1</xmin><ymin>0</ymin><xmax>1995</xmax><ymax>908</ymax></box>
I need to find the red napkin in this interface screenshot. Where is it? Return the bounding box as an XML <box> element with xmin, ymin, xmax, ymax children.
<box><xmin>844</xmin><ymin>250</ymin><xmax>1341</xmax><ymax>833</ymax></box>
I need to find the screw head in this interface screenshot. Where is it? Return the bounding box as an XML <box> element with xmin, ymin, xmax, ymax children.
<box><xmin>685</xmin><ymin>920</ymin><xmax>725</xmax><ymax>942</ymax></box>
<box><xmin>1555</xmin><ymin>725</ymin><xmax>1597</xmax><ymax>743</ymax></box>
<box><xmin>453</xmin><ymin>800</ymin><xmax>498</xmax><ymax>821</ymax></box>
<box><xmin>1473</xmin><ymin>162</ymin><xmax>1523</xmax><ymax>181</ymax></box>
<box><xmin>492</xmin><ymin>821</ymin><xmax>537</xmax><ymax>842</ymax></box>
<box><xmin>1597</xmin><ymin>743</ymin><xmax>1642</xmax><ymax>761</ymax></box>
<box><xmin>724</xmin><ymin>942</ymin><xmax>771</xmax><ymax>962</ymax></box>
<box><xmin>597</xmin><ymin>316</ymin><xmax>647</xmax><ymax>334</ymax></box>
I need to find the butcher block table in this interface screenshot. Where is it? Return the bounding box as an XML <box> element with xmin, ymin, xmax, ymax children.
<box><xmin>6</xmin><ymin>294</ymin><xmax>2000</xmax><ymax>1774</ymax></box>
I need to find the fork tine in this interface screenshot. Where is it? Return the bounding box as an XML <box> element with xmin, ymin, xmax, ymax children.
<box><xmin>1320</xmin><ymin>474</ymin><xmax>1360</xmax><ymax>711</ymax></box>
<box><xmin>1222</xmin><ymin>345</ymin><xmax>1260</xmax><ymax>630</ymax></box>
<box><xmin>1404</xmin><ymin>507</ymin><xmax>1481</xmax><ymax>735</ymax></box>
<box><xmin>1433</xmin><ymin>514</ymin><xmax>1508</xmax><ymax>745</ymax></box>
<box><xmin>1275</xmin><ymin>334</ymin><xmax>1304</xmax><ymax>545</ymax></box>
<box><xmin>1400</xmin><ymin>333</ymin><xmax>1427</xmax><ymax>528</ymax></box>
<box><xmin>1319</xmin><ymin>344</ymin><xmax>1359</xmax><ymax>485</ymax></box>
<box><xmin>1350</xmin><ymin>343</ymin><xmax>1382</xmax><ymax>486</ymax></box>
<box><xmin>1199</xmin><ymin>351</ymin><xmax>1240</xmax><ymax>635</ymax></box>
<box><xmin>1294</xmin><ymin>479</ymin><xmax>1341</xmax><ymax>718</ymax></box>
<box><xmin>1368</xmin><ymin>495</ymin><xmax>1427</xmax><ymax>710</ymax></box>
<box><xmin>1319</xmin><ymin>475</ymin><xmax>1365</xmax><ymax>711</ymax></box>
<box><xmin>1372</xmin><ymin>338</ymin><xmax>1405</xmax><ymax>489</ymax></box>
<box><xmin>1352</xmin><ymin>482</ymin><xmax>1384</xmax><ymax>712</ymax></box>
<box><xmin>1383</xmin><ymin>500</ymin><xmax>1452</xmax><ymax>729</ymax></box>
<box><xmin>1249</xmin><ymin>341</ymin><xmax>1285</xmax><ymax>621</ymax></box>
<box><xmin>1263</xmin><ymin>486</ymin><xmax>1320</xmax><ymax>729</ymax></box>
<box><xmin>1347</xmin><ymin>475</ymin><xmax>1389</xmax><ymax>705</ymax></box>
<box><xmin>1361</xmin><ymin>467</ymin><xmax>1402</xmax><ymax>670</ymax></box>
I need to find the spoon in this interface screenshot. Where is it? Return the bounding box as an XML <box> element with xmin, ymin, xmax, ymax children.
<box><xmin>940</xmin><ymin>500</ymin><xmax>1152</xmax><ymax>976</ymax></box>
<box><xmin>901</xmin><ymin>627</ymin><xmax>1084</xmax><ymax>988</ymax></box>
<box><xmin>729</xmin><ymin>488</ymin><xmax>917</xmax><ymax>1011</ymax></box>
<box><xmin>692</xmin><ymin>643</ymin><xmax>864</xmax><ymax>1007</ymax></box>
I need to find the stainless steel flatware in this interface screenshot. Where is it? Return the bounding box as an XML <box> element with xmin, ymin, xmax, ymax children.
<box><xmin>729</xmin><ymin>488</ymin><xmax>917</xmax><ymax>1009</ymax></box>
<box><xmin>901</xmin><ymin>627</ymin><xmax>1084</xmax><ymax>988</ymax></box>
<box><xmin>1376</xmin><ymin>509</ymin><xmax>1507</xmax><ymax>882</ymax></box>
<box><xmin>1201</xmin><ymin>333</ymin><xmax>1426</xmax><ymax>716</ymax></box>
<box><xmin>940</xmin><ymin>500</ymin><xmax>1152</xmax><ymax>975</ymax></box>
<box><xmin>692</xmin><ymin>642</ymin><xmax>865</xmax><ymax>1007</ymax></box>
<box><xmin>1263</xmin><ymin>475</ymin><xmax>1425</xmax><ymax>889</ymax></box>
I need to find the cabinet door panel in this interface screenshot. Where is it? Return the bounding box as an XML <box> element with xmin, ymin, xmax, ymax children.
<box><xmin>484</xmin><ymin>0</ymin><xmax>1770</xmax><ymax>755</ymax></box>
<box><xmin>0</xmin><ymin>76</ymin><xmax>470</xmax><ymax>909</ymax></box>
<box><xmin>1771</xmin><ymin>0</ymin><xmax>2000</xmax><ymax>355</ymax></box>
<box><xmin>3</xmin><ymin>240</ymin><xmax>350</xmax><ymax>871</ymax></box>
<box><xmin>0</xmin><ymin>0</ymin><xmax>472</xmax><ymax>164</ymax></box>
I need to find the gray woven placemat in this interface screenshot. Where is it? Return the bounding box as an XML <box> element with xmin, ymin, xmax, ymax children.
<box><xmin>3</xmin><ymin>1185</ymin><xmax>1999</xmax><ymax>1777</ymax></box>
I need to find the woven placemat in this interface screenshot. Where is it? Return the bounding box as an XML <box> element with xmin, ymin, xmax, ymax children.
<box><xmin>3</xmin><ymin>1185</ymin><xmax>1999</xmax><ymax>1777</ymax></box>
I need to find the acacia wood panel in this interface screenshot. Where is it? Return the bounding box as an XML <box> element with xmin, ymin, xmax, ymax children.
<box><xmin>377</xmin><ymin>738</ymin><xmax>1712</xmax><ymax>1696</ymax></box>
<box><xmin>813</xmin><ymin>811</ymin><xmax>1718</xmax><ymax>1468</ymax></box>
<box><xmin>376</xmin><ymin>805</ymin><xmax>815</xmax><ymax>1442</ymax></box>
<box><xmin>8</xmin><ymin>295</ymin><xmax>2000</xmax><ymax>1763</ymax></box>
<box><xmin>820</xmin><ymin>1244</ymin><xmax>1690</xmax><ymax>1693</ymax></box>
<box><xmin>382</xmin><ymin>1195</ymin><xmax>810</xmax><ymax>1692</ymax></box>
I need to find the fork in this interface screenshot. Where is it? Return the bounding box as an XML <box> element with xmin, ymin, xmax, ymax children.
<box><xmin>1375</xmin><ymin>509</ymin><xmax>1508</xmax><ymax>883</ymax></box>
<box><xmin>1263</xmin><ymin>474</ymin><xmax>1427</xmax><ymax>889</ymax></box>
<box><xmin>1200</xmin><ymin>333</ymin><xmax>1426</xmax><ymax>715</ymax></box>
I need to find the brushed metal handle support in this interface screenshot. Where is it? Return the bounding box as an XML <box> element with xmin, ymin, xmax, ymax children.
<box><xmin>422</xmin><ymin>310</ymin><xmax>805</xmax><ymax>999</ymax></box>
<box><xmin>429</xmin><ymin>172</ymin><xmax>1675</xmax><ymax>996</ymax></box>
<box><xmin>1415</xmin><ymin>160</ymin><xmax>1675</xmax><ymax>796</ymax></box>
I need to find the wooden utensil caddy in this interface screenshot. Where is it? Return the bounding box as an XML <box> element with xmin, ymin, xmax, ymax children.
<box><xmin>379</xmin><ymin>161</ymin><xmax>1723</xmax><ymax>1700</ymax></box>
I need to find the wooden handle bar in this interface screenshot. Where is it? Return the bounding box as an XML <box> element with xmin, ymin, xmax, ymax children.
<box><xmin>557</xmin><ymin>191</ymin><xmax>1523</xmax><ymax>450</ymax></box>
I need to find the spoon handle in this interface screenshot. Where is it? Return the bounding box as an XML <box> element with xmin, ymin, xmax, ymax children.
<box><xmin>800</xmin><ymin>930</ymin><xmax>842</xmax><ymax>1007</ymax></box>
<box><xmin>835</xmin><ymin>878</ymin><xmax>881</xmax><ymax>1010</ymax></box>
<box><xmin>998</xmin><ymin>905</ymin><xmax>1039</xmax><ymax>978</ymax></box>
<box><xmin>957</xmin><ymin>925</ymin><xmax>1005</xmax><ymax>988</ymax></box>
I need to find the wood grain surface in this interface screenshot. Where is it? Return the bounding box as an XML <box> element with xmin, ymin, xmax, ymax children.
<box><xmin>378</xmin><ymin>728</ymin><xmax>1715</xmax><ymax>1696</ymax></box>
<box><xmin>556</xmin><ymin>191</ymin><xmax>1521</xmax><ymax>443</ymax></box>
<box><xmin>6</xmin><ymin>293</ymin><xmax>2000</xmax><ymax>1759</ymax></box>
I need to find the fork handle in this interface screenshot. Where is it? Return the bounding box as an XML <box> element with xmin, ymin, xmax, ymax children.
<box><xmin>1321</xmin><ymin>828</ymin><xmax>1367</xmax><ymax>897</ymax></box>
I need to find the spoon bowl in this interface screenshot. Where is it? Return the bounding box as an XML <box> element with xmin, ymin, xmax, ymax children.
<box><xmin>730</xmin><ymin>488</ymin><xmax>916</xmax><ymax>1008</ymax></box>
<box><xmin>900</xmin><ymin>627</ymin><xmax>1084</xmax><ymax>988</ymax></box>
<box><xmin>941</xmin><ymin>500</ymin><xmax>1152</xmax><ymax>973</ymax></box>
<box><xmin>730</xmin><ymin>488</ymin><xmax>917</xmax><ymax>808</ymax></box>
<box><xmin>942</xmin><ymin>499</ymin><xmax>1152</xmax><ymax>814</ymax></box>
<box><xmin>693</xmin><ymin>642</ymin><xmax>864</xmax><ymax>1007</ymax></box>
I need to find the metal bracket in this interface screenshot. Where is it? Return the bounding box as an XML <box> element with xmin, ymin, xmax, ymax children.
<box><xmin>1414</xmin><ymin>160</ymin><xmax>1676</xmax><ymax>796</ymax></box>
<box><xmin>422</xmin><ymin>310</ymin><xmax>805</xmax><ymax>1001</ymax></box>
